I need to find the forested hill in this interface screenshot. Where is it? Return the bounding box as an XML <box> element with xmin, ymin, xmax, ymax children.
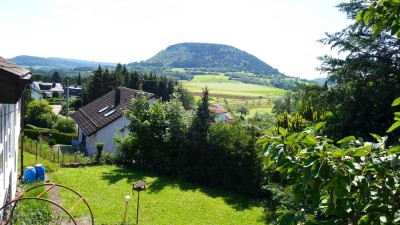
<box><xmin>141</xmin><ymin>42</ymin><xmax>280</xmax><ymax>75</ymax></box>
<box><xmin>10</xmin><ymin>55</ymin><xmax>116</xmax><ymax>68</ymax></box>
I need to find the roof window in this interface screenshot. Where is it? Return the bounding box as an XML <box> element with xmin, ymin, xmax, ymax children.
<box><xmin>98</xmin><ymin>106</ymin><xmax>109</xmax><ymax>113</ymax></box>
<box><xmin>104</xmin><ymin>110</ymin><xmax>116</xmax><ymax>117</ymax></box>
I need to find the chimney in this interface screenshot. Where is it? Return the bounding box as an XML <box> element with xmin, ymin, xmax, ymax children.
<box><xmin>114</xmin><ymin>87</ymin><xmax>120</xmax><ymax>107</ymax></box>
<box><xmin>52</xmin><ymin>82</ymin><xmax>56</xmax><ymax>88</ymax></box>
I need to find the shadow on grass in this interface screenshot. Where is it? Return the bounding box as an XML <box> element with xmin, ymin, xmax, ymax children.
<box><xmin>100</xmin><ymin>167</ymin><xmax>263</xmax><ymax>212</ymax></box>
<box><xmin>100</xmin><ymin>167</ymin><xmax>155</xmax><ymax>185</ymax></box>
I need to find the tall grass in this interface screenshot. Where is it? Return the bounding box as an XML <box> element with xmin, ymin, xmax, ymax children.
<box><xmin>22</xmin><ymin>137</ymin><xmax>91</xmax><ymax>165</ymax></box>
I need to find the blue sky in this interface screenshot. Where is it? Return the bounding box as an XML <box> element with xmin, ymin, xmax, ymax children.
<box><xmin>0</xmin><ymin>0</ymin><xmax>351</xmax><ymax>79</ymax></box>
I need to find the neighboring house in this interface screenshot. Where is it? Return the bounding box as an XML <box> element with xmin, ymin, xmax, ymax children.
<box><xmin>65</xmin><ymin>84</ymin><xmax>82</xmax><ymax>99</ymax></box>
<box><xmin>208</xmin><ymin>104</ymin><xmax>234</xmax><ymax>123</ymax></box>
<box><xmin>0</xmin><ymin>57</ymin><xmax>31</xmax><ymax>218</ymax></box>
<box><xmin>30</xmin><ymin>86</ymin><xmax>42</xmax><ymax>100</ymax></box>
<box><xmin>70</xmin><ymin>87</ymin><xmax>156</xmax><ymax>155</ymax></box>
<box><xmin>31</xmin><ymin>81</ymin><xmax>64</xmax><ymax>98</ymax></box>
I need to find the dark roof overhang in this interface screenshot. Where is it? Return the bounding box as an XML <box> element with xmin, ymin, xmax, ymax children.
<box><xmin>0</xmin><ymin>57</ymin><xmax>32</xmax><ymax>103</ymax></box>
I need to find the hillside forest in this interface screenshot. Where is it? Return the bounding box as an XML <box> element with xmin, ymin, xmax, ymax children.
<box><xmin>22</xmin><ymin>0</ymin><xmax>400</xmax><ymax>224</ymax></box>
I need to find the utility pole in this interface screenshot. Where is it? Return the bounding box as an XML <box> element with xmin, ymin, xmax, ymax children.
<box><xmin>66</xmin><ymin>78</ymin><xmax>69</xmax><ymax>118</ymax></box>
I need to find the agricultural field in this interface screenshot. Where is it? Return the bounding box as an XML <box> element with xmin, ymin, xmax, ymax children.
<box><xmin>183</xmin><ymin>74</ymin><xmax>284</xmax><ymax>116</ymax></box>
<box><xmin>182</xmin><ymin>74</ymin><xmax>285</xmax><ymax>100</ymax></box>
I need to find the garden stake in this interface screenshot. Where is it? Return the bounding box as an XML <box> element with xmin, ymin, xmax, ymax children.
<box><xmin>124</xmin><ymin>195</ymin><xmax>130</xmax><ymax>224</ymax></box>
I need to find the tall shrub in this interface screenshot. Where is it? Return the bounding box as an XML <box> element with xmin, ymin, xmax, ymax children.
<box><xmin>258</xmin><ymin>108</ymin><xmax>400</xmax><ymax>224</ymax></box>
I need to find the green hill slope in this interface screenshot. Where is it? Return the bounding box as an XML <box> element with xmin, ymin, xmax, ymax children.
<box><xmin>144</xmin><ymin>42</ymin><xmax>280</xmax><ymax>76</ymax></box>
<box><xmin>10</xmin><ymin>55</ymin><xmax>116</xmax><ymax>68</ymax></box>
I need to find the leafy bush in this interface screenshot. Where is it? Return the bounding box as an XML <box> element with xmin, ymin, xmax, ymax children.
<box><xmin>24</xmin><ymin>129</ymin><xmax>77</xmax><ymax>145</ymax></box>
<box><xmin>53</xmin><ymin>117</ymin><xmax>77</xmax><ymax>133</ymax></box>
<box><xmin>25</xmin><ymin>100</ymin><xmax>55</xmax><ymax>128</ymax></box>
<box><xmin>207</xmin><ymin>122</ymin><xmax>263</xmax><ymax>196</ymax></box>
<box><xmin>69</xmin><ymin>98</ymin><xmax>82</xmax><ymax>110</ymax></box>
<box><xmin>258</xmin><ymin>117</ymin><xmax>400</xmax><ymax>224</ymax></box>
<box><xmin>95</xmin><ymin>143</ymin><xmax>104</xmax><ymax>164</ymax></box>
<box><xmin>101</xmin><ymin>152</ymin><xmax>118</xmax><ymax>165</ymax></box>
<box><xmin>48</xmin><ymin>138</ymin><xmax>56</xmax><ymax>147</ymax></box>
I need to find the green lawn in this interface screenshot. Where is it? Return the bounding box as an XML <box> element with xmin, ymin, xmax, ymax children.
<box><xmin>182</xmin><ymin>74</ymin><xmax>285</xmax><ymax>99</ymax></box>
<box><xmin>51</xmin><ymin>166</ymin><xmax>266</xmax><ymax>225</ymax></box>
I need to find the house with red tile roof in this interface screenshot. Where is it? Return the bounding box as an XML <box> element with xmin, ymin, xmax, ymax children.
<box><xmin>208</xmin><ymin>104</ymin><xmax>234</xmax><ymax>123</ymax></box>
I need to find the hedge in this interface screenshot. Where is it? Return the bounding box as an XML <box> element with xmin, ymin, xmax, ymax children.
<box><xmin>24</xmin><ymin>129</ymin><xmax>77</xmax><ymax>145</ymax></box>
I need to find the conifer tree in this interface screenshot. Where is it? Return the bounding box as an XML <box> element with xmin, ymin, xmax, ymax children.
<box><xmin>122</xmin><ymin>65</ymin><xmax>129</xmax><ymax>86</ymax></box>
<box><xmin>85</xmin><ymin>65</ymin><xmax>105</xmax><ymax>103</ymax></box>
<box><xmin>77</xmin><ymin>73</ymin><xmax>82</xmax><ymax>85</ymax></box>
<box><xmin>187</xmin><ymin>87</ymin><xmax>213</xmax><ymax>182</ymax></box>
<box><xmin>52</xmin><ymin>70</ymin><xmax>62</xmax><ymax>83</ymax></box>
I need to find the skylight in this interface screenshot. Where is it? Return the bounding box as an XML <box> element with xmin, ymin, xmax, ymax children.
<box><xmin>104</xmin><ymin>110</ymin><xmax>116</xmax><ymax>117</ymax></box>
<box><xmin>98</xmin><ymin>106</ymin><xmax>109</xmax><ymax>113</ymax></box>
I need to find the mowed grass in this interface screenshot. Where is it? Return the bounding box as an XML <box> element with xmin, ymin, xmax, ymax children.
<box><xmin>51</xmin><ymin>166</ymin><xmax>266</xmax><ymax>225</ymax></box>
<box><xmin>182</xmin><ymin>74</ymin><xmax>285</xmax><ymax>99</ymax></box>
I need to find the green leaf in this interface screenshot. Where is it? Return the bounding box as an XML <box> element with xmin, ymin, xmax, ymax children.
<box><xmin>264</xmin><ymin>155</ymin><xmax>273</xmax><ymax>169</ymax></box>
<box><xmin>362</xmin><ymin>10</ymin><xmax>373</xmax><ymax>24</ymax></box>
<box><xmin>280</xmin><ymin>213</ymin><xmax>297</xmax><ymax>225</ymax></box>
<box><xmin>390</xmin><ymin>23</ymin><xmax>400</xmax><ymax>36</ymax></box>
<box><xmin>310</xmin><ymin>179</ymin><xmax>321</xmax><ymax>204</ymax></box>
<box><xmin>355</xmin><ymin>10</ymin><xmax>364</xmax><ymax>22</ymax></box>
<box><xmin>303</xmin><ymin>166</ymin><xmax>312</xmax><ymax>185</ymax></box>
<box><xmin>319</xmin><ymin>163</ymin><xmax>330</xmax><ymax>180</ymax></box>
<box><xmin>344</xmin><ymin>149</ymin><xmax>356</xmax><ymax>156</ymax></box>
<box><xmin>386</xmin><ymin>121</ymin><xmax>400</xmax><ymax>133</ymax></box>
<box><xmin>392</xmin><ymin>97</ymin><xmax>400</xmax><ymax>106</ymax></box>
<box><xmin>334</xmin><ymin>177</ymin><xmax>347</xmax><ymax>198</ymax></box>
<box><xmin>353</xmin><ymin>145</ymin><xmax>372</xmax><ymax>157</ymax></box>
<box><xmin>388</xmin><ymin>145</ymin><xmax>400</xmax><ymax>154</ymax></box>
<box><xmin>372</xmin><ymin>158</ymin><xmax>385</xmax><ymax>176</ymax></box>
<box><xmin>256</xmin><ymin>136</ymin><xmax>269</xmax><ymax>145</ymax></box>
<box><xmin>370</xmin><ymin>133</ymin><xmax>382</xmax><ymax>142</ymax></box>
<box><xmin>279</xmin><ymin>127</ymin><xmax>287</xmax><ymax>137</ymax></box>
<box><xmin>314</xmin><ymin>121</ymin><xmax>326</xmax><ymax>132</ymax></box>
<box><xmin>331</xmin><ymin>149</ymin><xmax>345</xmax><ymax>157</ymax></box>
<box><xmin>358</xmin><ymin>214</ymin><xmax>371</xmax><ymax>225</ymax></box>
<box><xmin>304</xmin><ymin>156</ymin><xmax>319</xmax><ymax>167</ymax></box>
<box><xmin>337</xmin><ymin>136</ymin><xmax>356</xmax><ymax>144</ymax></box>
<box><xmin>302</xmin><ymin>135</ymin><xmax>318</xmax><ymax>146</ymax></box>
<box><xmin>344</xmin><ymin>161</ymin><xmax>356</xmax><ymax>175</ymax></box>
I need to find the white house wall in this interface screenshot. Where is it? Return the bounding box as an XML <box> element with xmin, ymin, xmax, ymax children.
<box><xmin>0</xmin><ymin>102</ymin><xmax>20</xmax><ymax>208</ymax></box>
<box><xmin>85</xmin><ymin>116</ymin><xmax>129</xmax><ymax>155</ymax></box>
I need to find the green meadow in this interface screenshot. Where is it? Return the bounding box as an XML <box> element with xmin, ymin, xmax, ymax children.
<box><xmin>182</xmin><ymin>74</ymin><xmax>285</xmax><ymax>99</ymax></box>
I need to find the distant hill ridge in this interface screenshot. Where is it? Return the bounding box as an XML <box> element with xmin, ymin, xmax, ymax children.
<box><xmin>140</xmin><ymin>42</ymin><xmax>281</xmax><ymax>75</ymax></box>
<box><xmin>10</xmin><ymin>55</ymin><xmax>116</xmax><ymax>68</ymax></box>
